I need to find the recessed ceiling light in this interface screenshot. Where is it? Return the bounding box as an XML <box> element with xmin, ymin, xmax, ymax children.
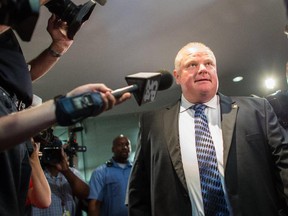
<box><xmin>264</xmin><ymin>78</ymin><xmax>276</xmax><ymax>89</ymax></box>
<box><xmin>233</xmin><ymin>76</ymin><xmax>243</xmax><ymax>82</ymax></box>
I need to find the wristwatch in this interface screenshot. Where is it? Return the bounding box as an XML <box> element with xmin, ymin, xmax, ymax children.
<box><xmin>48</xmin><ymin>46</ymin><xmax>62</xmax><ymax>57</ymax></box>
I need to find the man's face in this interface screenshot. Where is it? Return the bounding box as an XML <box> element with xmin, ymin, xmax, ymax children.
<box><xmin>173</xmin><ymin>45</ymin><xmax>218</xmax><ymax>103</ymax></box>
<box><xmin>112</xmin><ymin>137</ymin><xmax>131</xmax><ymax>161</ymax></box>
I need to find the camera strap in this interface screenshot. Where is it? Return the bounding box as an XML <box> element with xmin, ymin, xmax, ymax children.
<box><xmin>55</xmin><ymin>92</ymin><xmax>104</xmax><ymax>126</ymax></box>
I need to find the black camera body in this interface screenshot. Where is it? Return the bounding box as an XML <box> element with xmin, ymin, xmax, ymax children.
<box><xmin>45</xmin><ymin>0</ymin><xmax>96</xmax><ymax>39</ymax></box>
<box><xmin>41</xmin><ymin>142</ymin><xmax>86</xmax><ymax>166</ymax></box>
<box><xmin>34</xmin><ymin>128</ymin><xmax>86</xmax><ymax>166</ymax></box>
<box><xmin>34</xmin><ymin>129</ymin><xmax>63</xmax><ymax>165</ymax></box>
<box><xmin>0</xmin><ymin>0</ymin><xmax>105</xmax><ymax>41</ymax></box>
<box><xmin>42</xmin><ymin>146</ymin><xmax>63</xmax><ymax>165</ymax></box>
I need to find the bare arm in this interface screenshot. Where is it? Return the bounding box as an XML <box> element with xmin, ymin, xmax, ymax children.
<box><xmin>0</xmin><ymin>99</ymin><xmax>56</xmax><ymax>151</ymax></box>
<box><xmin>61</xmin><ymin>168</ymin><xmax>90</xmax><ymax>199</ymax></box>
<box><xmin>88</xmin><ymin>199</ymin><xmax>102</xmax><ymax>216</ymax></box>
<box><xmin>29</xmin><ymin>14</ymin><xmax>74</xmax><ymax>81</ymax></box>
<box><xmin>0</xmin><ymin>84</ymin><xmax>131</xmax><ymax>151</ymax></box>
<box><xmin>56</xmin><ymin>150</ymin><xmax>90</xmax><ymax>200</ymax></box>
<box><xmin>28</xmin><ymin>140</ymin><xmax>51</xmax><ymax>208</ymax></box>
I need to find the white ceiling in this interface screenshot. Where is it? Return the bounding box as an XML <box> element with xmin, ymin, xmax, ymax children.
<box><xmin>19</xmin><ymin>0</ymin><xmax>288</xmax><ymax>116</ymax></box>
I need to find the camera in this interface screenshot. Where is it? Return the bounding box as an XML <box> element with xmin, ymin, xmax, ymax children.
<box><xmin>33</xmin><ymin>127</ymin><xmax>54</xmax><ymax>145</ymax></box>
<box><xmin>33</xmin><ymin>127</ymin><xmax>87</xmax><ymax>166</ymax></box>
<box><xmin>42</xmin><ymin>146</ymin><xmax>63</xmax><ymax>165</ymax></box>
<box><xmin>34</xmin><ymin>128</ymin><xmax>63</xmax><ymax>165</ymax></box>
<box><xmin>44</xmin><ymin>0</ymin><xmax>96</xmax><ymax>40</ymax></box>
<box><xmin>0</xmin><ymin>0</ymin><xmax>107</xmax><ymax>41</ymax></box>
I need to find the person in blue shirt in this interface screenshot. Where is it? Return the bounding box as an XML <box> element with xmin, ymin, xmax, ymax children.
<box><xmin>88</xmin><ymin>135</ymin><xmax>132</xmax><ymax>216</ymax></box>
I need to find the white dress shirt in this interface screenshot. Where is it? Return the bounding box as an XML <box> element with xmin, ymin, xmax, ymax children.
<box><xmin>179</xmin><ymin>94</ymin><xmax>231</xmax><ymax>216</ymax></box>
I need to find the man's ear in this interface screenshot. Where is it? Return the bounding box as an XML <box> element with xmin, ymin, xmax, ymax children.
<box><xmin>173</xmin><ymin>70</ymin><xmax>180</xmax><ymax>84</ymax></box>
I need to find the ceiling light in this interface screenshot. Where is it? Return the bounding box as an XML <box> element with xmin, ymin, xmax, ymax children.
<box><xmin>264</xmin><ymin>78</ymin><xmax>276</xmax><ymax>89</ymax></box>
<box><xmin>233</xmin><ymin>76</ymin><xmax>243</xmax><ymax>82</ymax></box>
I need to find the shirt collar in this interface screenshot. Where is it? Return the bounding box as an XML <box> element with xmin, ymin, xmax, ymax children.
<box><xmin>180</xmin><ymin>94</ymin><xmax>218</xmax><ymax>113</ymax></box>
<box><xmin>111</xmin><ymin>158</ymin><xmax>133</xmax><ymax>167</ymax></box>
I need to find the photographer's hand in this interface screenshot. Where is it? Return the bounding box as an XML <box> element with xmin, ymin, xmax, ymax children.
<box><xmin>55</xmin><ymin>148</ymin><xmax>70</xmax><ymax>172</ymax></box>
<box><xmin>56</xmin><ymin>146</ymin><xmax>90</xmax><ymax>199</ymax></box>
<box><xmin>29</xmin><ymin>14</ymin><xmax>74</xmax><ymax>81</ymax></box>
<box><xmin>28</xmin><ymin>139</ymin><xmax>51</xmax><ymax>208</ymax></box>
<box><xmin>47</xmin><ymin>14</ymin><xmax>74</xmax><ymax>56</ymax></box>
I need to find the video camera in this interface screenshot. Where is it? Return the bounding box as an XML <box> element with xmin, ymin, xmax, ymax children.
<box><xmin>33</xmin><ymin>127</ymin><xmax>86</xmax><ymax>166</ymax></box>
<box><xmin>0</xmin><ymin>0</ymin><xmax>107</xmax><ymax>41</ymax></box>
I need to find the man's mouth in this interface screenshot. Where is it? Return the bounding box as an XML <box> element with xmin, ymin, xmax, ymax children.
<box><xmin>195</xmin><ymin>78</ymin><xmax>211</xmax><ymax>83</ymax></box>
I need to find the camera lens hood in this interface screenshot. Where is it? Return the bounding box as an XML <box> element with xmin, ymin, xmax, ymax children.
<box><xmin>45</xmin><ymin>0</ymin><xmax>96</xmax><ymax>39</ymax></box>
<box><xmin>67</xmin><ymin>0</ymin><xmax>96</xmax><ymax>39</ymax></box>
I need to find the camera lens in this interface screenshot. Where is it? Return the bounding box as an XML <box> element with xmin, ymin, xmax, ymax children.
<box><xmin>42</xmin><ymin>146</ymin><xmax>62</xmax><ymax>165</ymax></box>
<box><xmin>45</xmin><ymin>0</ymin><xmax>96</xmax><ymax>39</ymax></box>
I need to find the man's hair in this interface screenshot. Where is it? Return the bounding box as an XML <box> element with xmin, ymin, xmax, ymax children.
<box><xmin>174</xmin><ymin>42</ymin><xmax>214</xmax><ymax>72</ymax></box>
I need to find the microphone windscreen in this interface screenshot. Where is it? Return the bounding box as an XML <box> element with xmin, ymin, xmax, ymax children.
<box><xmin>158</xmin><ymin>70</ymin><xmax>174</xmax><ymax>91</ymax></box>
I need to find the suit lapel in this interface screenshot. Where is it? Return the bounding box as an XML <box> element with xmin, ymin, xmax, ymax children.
<box><xmin>163</xmin><ymin>94</ymin><xmax>238</xmax><ymax>192</ymax></box>
<box><xmin>219</xmin><ymin>93</ymin><xmax>238</xmax><ymax>169</ymax></box>
<box><xmin>163</xmin><ymin>101</ymin><xmax>189</xmax><ymax>192</ymax></box>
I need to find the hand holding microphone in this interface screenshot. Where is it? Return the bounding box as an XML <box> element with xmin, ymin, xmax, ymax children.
<box><xmin>54</xmin><ymin>71</ymin><xmax>173</xmax><ymax>126</ymax></box>
<box><xmin>54</xmin><ymin>83</ymin><xmax>131</xmax><ymax>126</ymax></box>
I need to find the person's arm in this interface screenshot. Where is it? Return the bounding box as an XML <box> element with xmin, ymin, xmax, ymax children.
<box><xmin>265</xmin><ymin>99</ymin><xmax>288</xmax><ymax>205</ymax></box>
<box><xmin>0</xmin><ymin>99</ymin><xmax>56</xmax><ymax>151</ymax></box>
<box><xmin>88</xmin><ymin>199</ymin><xmax>102</xmax><ymax>216</ymax></box>
<box><xmin>0</xmin><ymin>84</ymin><xmax>131</xmax><ymax>151</ymax></box>
<box><xmin>62</xmin><ymin>168</ymin><xmax>90</xmax><ymax>199</ymax></box>
<box><xmin>56</xmin><ymin>149</ymin><xmax>90</xmax><ymax>199</ymax></box>
<box><xmin>87</xmin><ymin>166</ymin><xmax>106</xmax><ymax>216</ymax></box>
<box><xmin>27</xmin><ymin>140</ymin><xmax>51</xmax><ymax>208</ymax></box>
<box><xmin>29</xmin><ymin>14</ymin><xmax>74</xmax><ymax>81</ymax></box>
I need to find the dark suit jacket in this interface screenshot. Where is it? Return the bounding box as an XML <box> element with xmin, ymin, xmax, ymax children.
<box><xmin>128</xmin><ymin>93</ymin><xmax>288</xmax><ymax>216</ymax></box>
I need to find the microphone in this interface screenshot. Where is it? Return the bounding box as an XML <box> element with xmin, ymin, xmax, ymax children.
<box><xmin>95</xmin><ymin>0</ymin><xmax>107</xmax><ymax>5</ymax></box>
<box><xmin>111</xmin><ymin>70</ymin><xmax>173</xmax><ymax>106</ymax></box>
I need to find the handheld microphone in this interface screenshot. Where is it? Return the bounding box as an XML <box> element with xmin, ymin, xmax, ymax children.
<box><xmin>111</xmin><ymin>70</ymin><xmax>173</xmax><ymax>106</ymax></box>
<box><xmin>95</xmin><ymin>0</ymin><xmax>107</xmax><ymax>5</ymax></box>
<box><xmin>54</xmin><ymin>71</ymin><xmax>173</xmax><ymax>126</ymax></box>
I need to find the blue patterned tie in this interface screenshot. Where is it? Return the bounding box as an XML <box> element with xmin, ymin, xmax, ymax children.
<box><xmin>193</xmin><ymin>104</ymin><xmax>229</xmax><ymax>216</ymax></box>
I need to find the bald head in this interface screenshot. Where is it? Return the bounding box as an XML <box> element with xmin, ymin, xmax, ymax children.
<box><xmin>112</xmin><ymin>135</ymin><xmax>131</xmax><ymax>163</ymax></box>
<box><xmin>174</xmin><ymin>42</ymin><xmax>216</xmax><ymax>73</ymax></box>
<box><xmin>173</xmin><ymin>42</ymin><xmax>218</xmax><ymax>103</ymax></box>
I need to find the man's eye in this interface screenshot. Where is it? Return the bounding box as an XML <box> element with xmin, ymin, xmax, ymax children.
<box><xmin>187</xmin><ymin>63</ymin><xmax>197</xmax><ymax>68</ymax></box>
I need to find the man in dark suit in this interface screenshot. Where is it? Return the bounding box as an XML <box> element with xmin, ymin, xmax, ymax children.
<box><xmin>127</xmin><ymin>42</ymin><xmax>288</xmax><ymax>215</ymax></box>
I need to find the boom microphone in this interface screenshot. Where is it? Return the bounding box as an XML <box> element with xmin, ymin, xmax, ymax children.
<box><xmin>111</xmin><ymin>70</ymin><xmax>173</xmax><ymax>106</ymax></box>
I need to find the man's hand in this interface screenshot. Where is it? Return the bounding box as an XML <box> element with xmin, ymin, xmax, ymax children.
<box><xmin>30</xmin><ymin>138</ymin><xmax>41</xmax><ymax>161</ymax></box>
<box><xmin>66</xmin><ymin>83</ymin><xmax>132</xmax><ymax>112</ymax></box>
<box><xmin>47</xmin><ymin>14</ymin><xmax>74</xmax><ymax>55</ymax></box>
<box><xmin>55</xmin><ymin>147</ymin><xmax>70</xmax><ymax>172</ymax></box>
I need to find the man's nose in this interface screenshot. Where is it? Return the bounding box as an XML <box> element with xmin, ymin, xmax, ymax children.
<box><xmin>198</xmin><ymin>64</ymin><xmax>207</xmax><ymax>74</ymax></box>
<box><xmin>122</xmin><ymin>144</ymin><xmax>129</xmax><ymax>149</ymax></box>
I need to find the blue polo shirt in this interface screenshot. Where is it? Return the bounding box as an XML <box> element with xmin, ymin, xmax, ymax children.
<box><xmin>88</xmin><ymin>158</ymin><xmax>132</xmax><ymax>216</ymax></box>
